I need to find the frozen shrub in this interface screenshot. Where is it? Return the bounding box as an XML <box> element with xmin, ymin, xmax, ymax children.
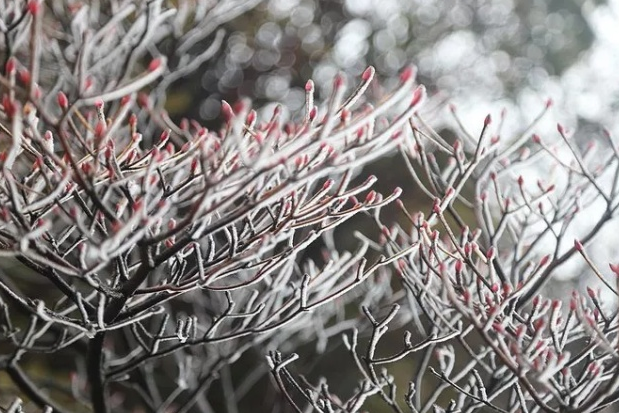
<box><xmin>271</xmin><ymin>106</ymin><xmax>619</xmax><ymax>412</ymax></box>
<box><xmin>2</xmin><ymin>2</ymin><xmax>619</xmax><ymax>413</ymax></box>
<box><xmin>0</xmin><ymin>1</ymin><xmax>422</xmax><ymax>412</ymax></box>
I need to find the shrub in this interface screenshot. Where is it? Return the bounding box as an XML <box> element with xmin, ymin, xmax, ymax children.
<box><xmin>1</xmin><ymin>2</ymin><xmax>619</xmax><ymax>413</ymax></box>
<box><xmin>270</xmin><ymin>105</ymin><xmax>619</xmax><ymax>412</ymax></box>
<box><xmin>0</xmin><ymin>1</ymin><xmax>420</xmax><ymax>412</ymax></box>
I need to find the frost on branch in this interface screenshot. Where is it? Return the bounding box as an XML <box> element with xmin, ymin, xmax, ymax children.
<box><xmin>271</xmin><ymin>102</ymin><xmax>619</xmax><ymax>412</ymax></box>
<box><xmin>0</xmin><ymin>2</ymin><xmax>424</xmax><ymax>408</ymax></box>
<box><xmin>3</xmin><ymin>2</ymin><xmax>619</xmax><ymax>413</ymax></box>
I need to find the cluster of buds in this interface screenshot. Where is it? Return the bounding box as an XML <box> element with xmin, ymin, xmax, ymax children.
<box><xmin>270</xmin><ymin>94</ymin><xmax>619</xmax><ymax>412</ymax></box>
<box><xmin>0</xmin><ymin>10</ymin><xmax>425</xmax><ymax>407</ymax></box>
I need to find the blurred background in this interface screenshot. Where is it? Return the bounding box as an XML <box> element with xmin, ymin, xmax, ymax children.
<box><xmin>170</xmin><ymin>0</ymin><xmax>618</xmax><ymax>131</ymax></box>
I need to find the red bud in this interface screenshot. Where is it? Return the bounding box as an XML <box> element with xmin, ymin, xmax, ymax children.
<box><xmin>94</xmin><ymin>121</ymin><xmax>106</xmax><ymax>138</ymax></box>
<box><xmin>455</xmin><ymin>260</ymin><xmax>463</xmax><ymax>273</ymax></box>
<box><xmin>484</xmin><ymin>114</ymin><xmax>492</xmax><ymax>126</ymax></box>
<box><xmin>574</xmin><ymin>239</ymin><xmax>583</xmax><ymax>252</ymax></box>
<box><xmin>137</xmin><ymin>92</ymin><xmax>150</xmax><ymax>109</ymax></box>
<box><xmin>57</xmin><ymin>92</ymin><xmax>68</xmax><ymax>109</ymax></box>
<box><xmin>246</xmin><ymin>110</ymin><xmax>256</xmax><ymax>125</ymax></box>
<box><xmin>410</xmin><ymin>85</ymin><xmax>425</xmax><ymax>107</ymax></box>
<box><xmin>361</xmin><ymin>66</ymin><xmax>375</xmax><ymax>81</ymax></box>
<box><xmin>221</xmin><ymin>100</ymin><xmax>233</xmax><ymax>122</ymax></box>
<box><xmin>364</xmin><ymin>190</ymin><xmax>376</xmax><ymax>204</ymax></box>
<box><xmin>399</xmin><ymin>66</ymin><xmax>416</xmax><ymax>83</ymax></box>
<box><xmin>587</xmin><ymin>287</ymin><xmax>595</xmax><ymax>299</ymax></box>
<box><xmin>309</xmin><ymin>106</ymin><xmax>317</xmax><ymax>121</ymax></box>
<box><xmin>19</xmin><ymin>69</ymin><xmax>31</xmax><ymax>85</ymax></box>
<box><xmin>27</xmin><ymin>0</ymin><xmax>40</xmax><ymax>15</ymax></box>
<box><xmin>148</xmin><ymin>58</ymin><xmax>162</xmax><ymax>72</ymax></box>
<box><xmin>5</xmin><ymin>58</ymin><xmax>15</xmax><ymax>75</ymax></box>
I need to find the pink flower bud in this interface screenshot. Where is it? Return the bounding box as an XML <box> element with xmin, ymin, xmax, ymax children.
<box><xmin>364</xmin><ymin>190</ymin><xmax>376</xmax><ymax>204</ymax></box>
<box><xmin>137</xmin><ymin>92</ymin><xmax>150</xmax><ymax>109</ymax></box>
<box><xmin>190</xmin><ymin>158</ymin><xmax>199</xmax><ymax>174</ymax></box>
<box><xmin>27</xmin><ymin>0</ymin><xmax>40</xmax><ymax>15</ymax></box>
<box><xmin>159</xmin><ymin>130</ymin><xmax>170</xmax><ymax>144</ymax></box>
<box><xmin>432</xmin><ymin>198</ymin><xmax>441</xmax><ymax>214</ymax></box>
<box><xmin>361</xmin><ymin>66</ymin><xmax>375</xmax><ymax>81</ymax></box>
<box><xmin>5</xmin><ymin>58</ymin><xmax>15</xmax><ymax>75</ymax></box>
<box><xmin>399</xmin><ymin>66</ymin><xmax>416</xmax><ymax>83</ymax></box>
<box><xmin>410</xmin><ymin>85</ymin><xmax>425</xmax><ymax>107</ymax></box>
<box><xmin>557</xmin><ymin>123</ymin><xmax>564</xmax><ymax>134</ymax></box>
<box><xmin>333</xmin><ymin>74</ymin><xmax>344</xmax><ymax>89</ymax></box>
<box><xmin>148</xmin><ymin>58</ymin><xmax>162</xmax><ymax>72</ymax></box>
<box><xmin>309</xmin><ymin>106</ymin><xmax>317</xmax><ymax>121</ymax></box>
<box><xmin>57</xmin><ymin>91</ymin><xmax>69</xmax><ymax>109</ymax></box>
<box><xmin>19</xmin><ymin>69</ymin><xmax>31</xmax><ymax>85</ymax></box>
<box><xmin>128</xmin><ymin>114</ymin><xmax>137</xmax><ymax>129</ymax></box>
<box><xmin>221</xmin><ymin>100</ymin><xmax>233</xmax><ymax>122</ymax></box>
<box><xmin>574</xmin><ymin>239</ymin><xmax>583</xmax><ymax>252</ymax></box>
<box><xmin>246</xmin><ymin>110</ymin><xmax>256</xmax><ymax>125</ymax></box>
<box><xmin>132</xmin><ymin>199</ymin><xmax>144</xmax><ymax>212</ymax></box>
<box><xmin>322</xmin><ymin>179</ymin><xmax>334</xmax><ymax>191</ymax></box>
<box><xmin>2</xmin><ymin>95</ymin><xmax>16</xmax><ymax>118</ymax></box>
<box><xmin>486</xmin><ymin>247</ymin><xmax>495</xmax><ymax>260</ymax></box>
<box><xmin>340</xmin><ymin>108</ymin><xmax>350</xmax><ymax>122</ymax></box>
<box><xmin>587</xmin><ymin>287</ymin><xmax>595</xmax><ymax>299</ymax></box>
<box><xmin>94</xmin><ymin>121</ymin><xmax>106</xmax><ymax>138</ymax></box>
<box><xmin>455</xmin><ymin>260</ymin><xmax>463</xmax><ymax>273</ymax></box>
<box><xmin>84</xmin><ymin>76</ymin><xmax>94</xmax><ymax>91</ymax></box>
<box><xmin>533</xmin><ymin>318</ymin><xmax>545</xmax><ymax>331</ymax></box>
<box><xmin>492</xmin><ymin>322</ymin><xmax>504</xmax><ymax>333</ymax></box>
<box><xmin>81</xmin><ymin>162</ymin><xmax>92</xmax><ymax>175</ymax></box>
